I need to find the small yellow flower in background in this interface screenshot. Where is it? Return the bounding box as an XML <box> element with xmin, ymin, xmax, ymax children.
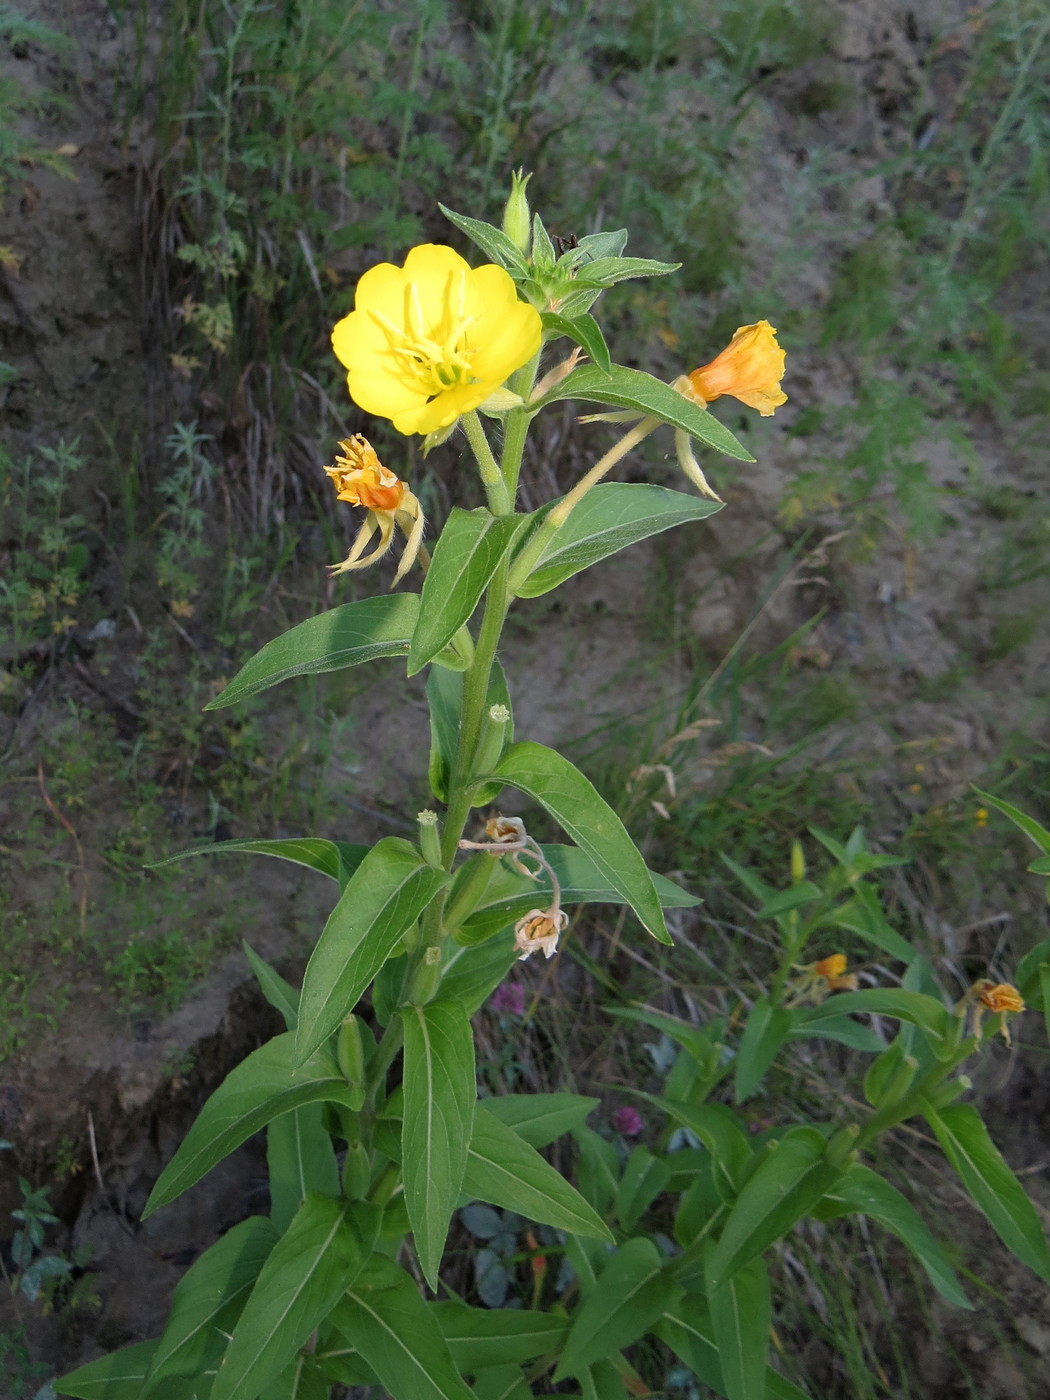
<box><xmin>331</xmin><ymin>244</ymin><xmax>542</xmax><ymax>436</ymax></box>
<box><xmin>514</xmin><ymin>907</ymin><xmax>568</xmax><ymax>961</ymax></box>
<box><xmin>788</xmin><ymin>952</ymin><xmax>859</xmax><ymax>1004</ymax></box>
<box><xmin>970</xmin><ymin>979</ymin><xmax>1025</xmax><ymax>1046</ymax></box>
<box><xmin>975</xmin><ymin>807</ymin><xmax>989</xmax><ymax>828</ymax></box>
<box><xmin>324</xmin><ymin>435</ymin><xmax>425</xmax><ymax>586</ymax></box>
<box><xmin>685</xmin><ymin>320</ymin><xmax>787</xmax><ymax>417</ymax></box>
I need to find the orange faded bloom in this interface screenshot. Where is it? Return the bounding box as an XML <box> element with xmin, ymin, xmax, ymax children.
<box><xmin>975</xmin><ymin>981</ymin><xmax>1024</xmax><ymax>1015</ymax></box>
<box><xmin>323</xmin><ymin>435</ymin><xmax>424</xmax><ymax>586</ymax></box>
<box><xmin>687</xmin><ymin>320</ymin><xmax>787</xmax><ymax>417</ymax></box>
<box><xmin>789</xmin><ymin>953</ymin><xmax>858</xmax><ymax>1004</ymax></box>
<box><xmin>514</xmin><ymin>907</ymin><xmax>568</xmax><ymax>961</ymax></box>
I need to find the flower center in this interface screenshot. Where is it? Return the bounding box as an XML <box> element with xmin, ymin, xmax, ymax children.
<box><xmin>370</xmin><ymin>270</ymin><xmax>477</xmax><ymax>399</ymax></box>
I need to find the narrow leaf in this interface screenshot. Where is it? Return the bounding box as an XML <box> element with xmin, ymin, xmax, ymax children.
<box><xmin>144</xmin><ymin>1033</ymin><xmax>360</xmax><ymax>1217</ymax></box>
<box><xmin>514</xmin><ymin>483</ymin><xmax>721</xmax><ymax>598</ymax></box>
<box><xmin>206</xmin><ymin>594</ymin><xmax>421</xmax><ymax>709</ymax></box>
<box><xmin>793</xmin><ymin>988</ymin><xmax>949</xmax><ymax>1041</ymax></box>
<box><xmin>332</xmin><ymin>1255</ymin><xmax>476</xmax><ymax>1400</ymax></box>
<box><xmin>972</xmin><ymin>786</ymin><xmax>1050</xmax><ymax>854</ymax></box>
<box><xmin>55</xmin><ymin>1342</ymin><xmax>158</xmax><ymax>1399</ymax></box>
<box><xmin>212</xmin><ymin>1196</ymin><xmax>380</xmax><ymax>1400</ymax></box>
<box><xmin>540</xmin><ymin>311</ymin><xmax>612</xmax><ymax>374</ymax></box>
<box><xmin>438</xmin><ymin>203</ymin><xmax>530</xmax><ymax>277</ymax></box>
<box><xmin>644</xmin><ymin>1097</ymin><xmax>752</xmax><ymax>1196</ymax></box>
<box><xmin>152</xmin><ymin>836</ymin><xmax>367</xmax><ymax>887</ymax></box>
<box><xmin>556</xmin><ymin>1237</ymin><xmax>676</xmax><ymax>1380</ymax></box>
<box><xmin>401</xmin><ymin>1001</ymin><xmax>477</xmax><ymax>1289</ymax></box>
<box><xmin>243</xmin><ymin>942</ymin><xmax>299</xmax><ymax>1030</ymax></box>
<box><xmin>923</xmin><ymin>1101</ymin><xmax>1050</xmax><ymax>1281</ymax></box>
<box><xmin>708</xmin><ymin>1253</ymin><xmax>771</xmax><ymax>1400</ymax></box>
<box><xmin>481</xmin><ymin>1092</ymin><xmax>597</xmax><ymax>1148</ymax></box>
<box><xmin>531</xmin><ymin>363</ymin><xmax>753</xmax><ymax>461</ymax></box>
<box><xmin>408</xmin><ymin>509</ymin><xmax>525</xmax><ymax>674</ymax></box>
<box><xmin>142</xmin><ymin>1216</ymin><xmax>278</xmax><ymax>1393</ymax></box>
<box><xmin>267</xmin><ymin>1106</ymin><xmax>340</xmax><ymax>1233</ymax></box>
<box><xmin>815</xmin><ymin>1163</ymin><xmax>971</xmax><ymax>1308</ymax></box>
<box><xmin>489</xmin><ymin>743</ymin><xmax>669</xmax><ymax>943</ymax></box>
<box><xmin>616</xmin><ymin>1145</ymin><xmax>671</xmax><ymax>1232</ymax></box>
<box><xmin>428</xmin><ymin>660</ymin><xmax>512</xmax><ymax>807</ymax></box>
<box><xmin>657</xmin><ymin>1307</ymin><xmax>814</xmax><ymax>1400</ymax></box>
<box><xmin>431</xmin><ymin>1302</ymin><xmax>570</xmax><ymax>1369</ymax></box>
<box><xmin>464</xmin><ymin>1104</ymin><xmax>613</xmax><ymax>1241</ymax></box>
<box><xmin>734</xmin><ymin>997</ymin><xmax>793</xmax><ymax>1102</ymax></box>
<box><xmin>296</xmin><ymin>837</ymin><xmax>448</xmax><ymax>1062</ymax></box>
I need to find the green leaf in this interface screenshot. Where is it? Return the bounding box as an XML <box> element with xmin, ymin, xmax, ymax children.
<box><xmin>972</xmin><ymin>786</ymin><xmax>1050</xmax><ymax>854</ymax></box>
<box><xmin>428</xmin><ymin>660</ymin><xmax>512</xmax><ymax>806</ymax></box>
<box><xmin>571</xmin><ymin>254</ymin><xmax>680</xmax><ymax>286</ymax></box>
<box><xmin>540</xmin><ymin>311</ymin><xmax>612</xmax><ymax>375</ymax></box>
<box><xmin>408</xmin><ymin>509</ymin><xmax>525</xmax><ymax>674</ymax></box>
<box><xmin>555</xmin><ymin>1237</ymin><xmax>676</xmax><ymax>1380</ymax></box>
<box><xmin>55</xmin><ymin>1342</ymin><xmax>158</xmax><ymax>1399</ymax></box>
<box><xmin>514</xmin><ymin>483</ymin><xmax>721</xmax><ymax>599</ymax></box>
<box><xmin>657</xmin><ymin>1306</ymin><xmax>814</xmax><ymax>1400</ymax></box>
<box><xmin>531</xmin><ymin>364</ymin><xmax>753</xmax><ymax>462</ymax></box>
<box><xmin>296</xmin><ymin>837</ymin><xmax>448</xmax><ymax>1062</ymax></box>
<box><xmin>734</xmin><ymin>996</ymin><xmax>793</xmax><ymax>1102</ymax></box>
<box><xmin>922</xmin><ymin>1101</ymin><xmax>1050</xmax><ymax>1281</ymax></box>
<box><xmin>706</xmin><ymin>1127</ymin><xmax>842</xmax><ymax>1292</ymax></box>
<box><xmin>488</xmin><ymin>743</ymin><xmax>670</xmax><ymax>943</ymax></box>
<box><xmin>756</xmin><ymin>882</ymin><xmax>824</xmax><ymax>919</ymax></box>
<box><xmin>822</xmin><ymin>883</ymin><xmax>916</xmax><ymax>962</ymax></box>
<box><xmin>464</xmin><ymin>1103</ymin><xmax>613</xmax><ymax>1241</ymax></box>
<box><xmin>472</xmin><ymin>1365</ymin><xmax>533</xmax><ymax>1400</ymax></box>
<box><xmin>401</xmin><ymin>1000</ymin><xmax>476</xmax><ymax>1290</ymax></box>
<box><xmin>332</xmin><ymin>1254</ymin><xmax>476</xmax><ymax>1400</ymax></box>
<box><xmin>267</xmin><ymin>1105</ymin><xmax>340</xmax><ymax>1233</ymax></box>
<box><xmin>440</xmin><ymin>929</ymin><xmax>518</xmax><ymax>1015</ymax></box>
<box><xmin>206</xmin><ymin>594</ymin><xmax>421</xmax><ymax>709</ymax></box>
<box><xmin>244</xmin><ymin>942</ymin><xmax>299</xmax><ymax>1030</ymax></box>
<box><xmin>789</xmin><ymin>1009</ymin><xmax>885</xmax><ymax>1053</ymax></box>
<box><xmin>212</xmin><ymin>1195</ymin><xmax>380</xmax><ymax>1400</ymax></box>
<box><xmin>574</xmin><ymin>1124</ymin><xmax>621</xmax><ymax>1216</ymax></box>
<box><xmin>431</xmin><ymin>1302</ymin><xmax>570</xmax><ymax>1369</ymax></box>
<box><xmin>794</xmin><ymin>988</ymin><xmax>949</xmax><ymax>1041</ymax></box>
<box><xmin>151</xmin><ymin>836</ymin><xmax>367</xmax><ymax>888</ymax></box>
<box><xmin>814</xmin><ymin>1163</ymin><xmax>971</xmax><ymax>1308</ymax></box>
<box><xmin>616</xmin><ymin>1145</ymin><xmax>671</xmax><ymax>1231</ymax></box>
<box><xmin>460</xmin><ymin>842</ymin><xmax>697</xmax><ymax>945</ymax></box>
<box><xmin>439</xmin><ymin>203</ymin><xmax>530</xmax><ymax>278</ymax></box>
<box><xmin>644</xmin><ymin>1097</ymin><xmax>752</xmax><ymax>1197</ymax></box>
<box><xmin>481</xmin><ymin>1092</ymin><xmax>597</xmax><ymax>1148</ymax></box>
<box><xmin>142</xmin><ymin>1216</ymin><xmax>278</xmax><ymax>1393</ymax></box>
<box><xmin>708</xmin><ymin>1254</ymin><xmax>771</xmax><ymax>1400</ymax></box>
<box><xmin>143</xmin><ymin>1033</ymin><xmax>360</xmax><ymax>1217</ymax></box>
<box><xmin>1015</xmin><ymin>938</ymin><xmax>1050</xmax><ymax>1002</ymax></box>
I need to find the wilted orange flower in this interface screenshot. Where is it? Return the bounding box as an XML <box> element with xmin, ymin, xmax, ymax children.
<box><xmin>971</xmin><ymin>980</ymin><xmax>1024</xmax><ymax>1045</ymax></box>
<box><xmin>686</xmin><ymin>320</ymin><xmax>787</xmax><ymax>417</ymax></box>
<box><xmin>324</xmin><ymin>435</ymin><xmax>424</xmax><ymax>585</ymax></box>
<box><xmin>514</xmin><ymin>907</ymin><xmax>568</xmax><ymax>961</ymax></box>
<box><xmin>789</xmin><ymin>952</ymin><xmax>858</xmax><ymax>1004</ymax></box>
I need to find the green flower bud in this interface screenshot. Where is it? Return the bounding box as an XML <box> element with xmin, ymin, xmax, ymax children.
<box><xmin>336</xmin><ymin>1014</ymin><xmax>366</xmax><ymax>1110</ymax></box>
<box><xmin>502</xmin><ymin>169</ymin><xmax>532</xmax><ymax>256</ymax></box>
<box><xmin>342</xmin><ymin>1141</ymin><xmax>371</xmax><ymax>1200</ymax></box>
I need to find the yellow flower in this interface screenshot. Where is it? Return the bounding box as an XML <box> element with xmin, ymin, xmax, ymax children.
<box><xmin>514</xmin><ymin>907</ymin><xmax>568</xmax><ymax>962</ymax></box>
<box><xmin>324</xmin><ymin>435</ymin><xmax>425</xmax><ymax>586</ymax></box>
<box><xmin>331</xmin><ymin>244</ymin><xmax>542</xmax><ymax>436</ymax></box>
<box><xmin>686</xmin><ymin>320</ymin><xmax>787</xmax><ymax>417</ymax></box>
<box><xmin>971</xmin><ymin>980</ymin><xmax>1025</xmax><ymax>1045</ymax></box>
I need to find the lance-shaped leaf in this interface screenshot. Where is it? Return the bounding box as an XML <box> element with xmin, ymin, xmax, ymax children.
<box><xmin>212</xmin><ymin>1196</ymin><xmax>379</xmax><ymax>1400</ymax></box>
<box><xmin>143</xmin><ymin>1033</ymin><xmax>361</xmax><ymax>1217</ymax></box>
<box><xmin>152</xmin><ymin>836</ymin><xmax>367</xmax><ymax>889</ymax></box>
<box><xmin>972</xmin><ymin>786</ymin><xmax>1050</xmax><ymax>854</ymax></box>
<box><xmin>428</xmin><ymin>660</ymin><xmax>512</xmax><ymax>806</ymax></box>
<box><xmin>141</xmin><ymin>1216</ymin><xmax>278</xmax><ymax>1394</ymax></box>
<box><xmin>481</xmin><ymin>1092</ymin><xmax>598</xmax><ymax>1148</ymax></box>
<box><xmin>616</xmin><ymin>1145</ymin><xmax>671</xmax><ymax>1232</ymax></box>
<box><xmin>513</xmin><ymin>483</ymin><xmax>722</xmax><ymax>599</ymax></box>
<box><xmin>401</xmin><ymin>1000</ymin><xmax>477</xmax><ymax>1290</ymax></box>
<box><xmin>440</xmin><ymin>929</ymin><xmax>518</xmax><ymax>1016</ymax></box>
<box><xmin>642</xmin><ymin>1097</ymin><xmax>752</xmax><ymax>1198</ymax></box>
<box><xmin>706</xmin><ymin>1127</ymin><xmax>842</xmax><ymax>1292</ymax></box>
<box><xmin>296</xmin><ymin>837</ymin><xmax>448</xmax><ymax>1062</ymax></box>
<box><xmin>792</xmin><ymin>988</ymin><xmax>950</xmax><ymax>1043</ymax></box>
<box><xmin>332</xmin><ymin>1255</ymin><xmax>476</xmax><ymax>1400</ymax></box>
<box><xmin>656</xmin><ymin>1306</ymin><xmax>814</xmax><ymax>1400</ymax></box>
<box><xmin>459</xmin><ymin>842</ymin><xmax>696</xmax><ymax>946</ymax></box>
<box><xmin>244</xmin><ymin>942</ymin><xmax>299</xmax><ymax>1030</ymax></box>
<box><xmin>206</xmin><ymin>594</ymin><xmax>421</xmax><ymax>709</ymax></box>
<box><xmin>267</xmin><ymin>1105</ymin><xmax>340</xmax><ymax>1233</ymax></box>
<box><xmin>55</xmin><ymin>1342</ymin><xmax>158</xmax><ymax>1399</ymax></box>
<box><xmin>438</xmin><ymin>203</ymin><xmax>530</xmax><ymax>277</ymax></box>
<box><xmin>555</xmin><ymin>1237</ymin><xmax>676</xmax><ymax>1380</ymax></box>
<box><xmin>464</xmin><ymin>1104</ymin><xmax>613</xmax><ymax>1241</ymax></box>
<box><xmin>734</xmin><ymin>996</ymin><xmax>793</xmax><ymax>1102</ymax></box>
<box><xmin>487</xmin><ymin>743</ymin><xmax>670</xmax><ymax>943</ymax></box>
<box><xmin>572</xmin><ymin>254</ymin><xmax>681</xmax><ymax>287</ymax></box>
<box><xmin>814</xmin><ymin>1163</ymin><xmax>971</xmax><ymax>1308</ymax></box>
<box><xmin>708</xmin><ymin>1252</ymin><xmax>771</xmax><ymax>1400</ymax></box>
<box><xmin>540</xmin><ymin>311</ymin><xmax>612</xmax><ymax>375</ymax></box>
<box><xmin>408</xmin><ymin>508</ymin><xmax>525</xmax><ymax>675</ymax></box>
<box><xmin>821</xmin><ymin>882</ymin><xmax>916</xmax><ymax>962</ymax></box>
<box><xmin>430</xmin><ymin>1302</ymin><xmax>570</xmax><ymax>1370</ymax></box>
<box><xmin>923</xmin><ymin>1101</ymin><xmax>1050</xmax><ymax>1282</ymax></box>
<box><xmin>530</xmin><ymin>363</ymin><xmax>753</xmax><ymax>461</ymax></box>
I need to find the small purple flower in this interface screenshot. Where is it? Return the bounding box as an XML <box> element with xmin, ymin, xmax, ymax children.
<box><xmin>489</xmin><ymin>981</ymin><xmax>527</xmax><ymax>1018</ymax></box>
<box><xmin>612</xmin><ymin>1105</ymin><xmax>644</xmax><ymax>1138</ymax></box>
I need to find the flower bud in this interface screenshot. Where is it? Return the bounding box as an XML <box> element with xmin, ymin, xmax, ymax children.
<box><xmin>502</xmin><ymin>169</ymin><xmax>532</xmax><ymax>256</ymax></box>
<box><xmin>404</xmin><ymin>945</ymin><xmax>443</xmax><ymax>1006</ymax></box>
<box><xmin>790</xmin><ymin>840</ymin><xmax>806</xmax><ymax>884</ymax></box>
<box><xmin>342</xmin><ymin>1140</ymin><xmax>371</xmax><ymax>1199</ymax></box>
<box><xmin>336</xmin><ymin>1015</ymin><xmax>367</xmax><ymax>1110</ymax></box>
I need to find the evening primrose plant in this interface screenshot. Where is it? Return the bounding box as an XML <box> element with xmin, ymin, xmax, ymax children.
<box><xmin>57</xmin><ymin>178</ymin><xmax>1050</xmax><ymax>1400</ymax></box>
